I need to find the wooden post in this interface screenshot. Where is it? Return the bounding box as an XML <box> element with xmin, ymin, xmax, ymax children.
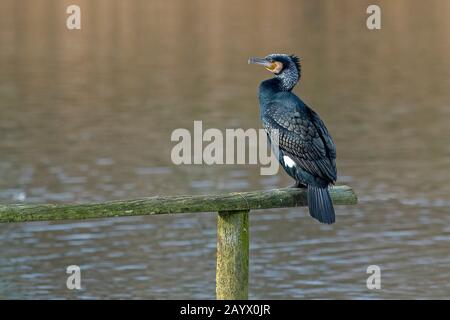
<box><xmin>216</xmin><ymin>209</ymin><xmax>249</xmax><ymax>300</ymax></box>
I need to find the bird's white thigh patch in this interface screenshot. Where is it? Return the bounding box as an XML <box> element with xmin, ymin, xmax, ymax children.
<box><xmin>283</xmin><ymin>156</ymin><xmax>296</xmax><ymax>168</ymax></box>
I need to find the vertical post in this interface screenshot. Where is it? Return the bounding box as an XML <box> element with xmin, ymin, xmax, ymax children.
<box><xmin>216</xmin><ymin>209</ymin><xmax>249</xmax><ymax>300</ymax></box>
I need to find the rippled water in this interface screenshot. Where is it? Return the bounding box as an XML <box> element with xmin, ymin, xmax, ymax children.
<box><xmin>1</xmin><ymin>0</ymin><xmax>450</xmax><ymax>299</ymax></box>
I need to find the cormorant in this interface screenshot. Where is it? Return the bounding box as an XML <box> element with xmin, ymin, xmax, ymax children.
<box><xmin>249</xmin><ymin>54</ymin><xmax>337</xmax><ymax>224</ymax></box>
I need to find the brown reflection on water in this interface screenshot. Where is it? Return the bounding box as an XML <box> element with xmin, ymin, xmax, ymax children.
<box><xmin>0</xmin><ymin>0</ymin><xmax>449</xmax><ymax>299</ymax></box>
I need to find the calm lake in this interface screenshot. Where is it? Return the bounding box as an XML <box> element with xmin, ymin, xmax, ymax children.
<box><xmin>0</xmin><ymin>0</ymin><xmax>449</xmax><ymax>299</ymax></box>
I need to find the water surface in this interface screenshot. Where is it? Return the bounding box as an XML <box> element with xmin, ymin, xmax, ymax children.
<box><xmin>0</xmin><ymin>0</ymin><xmax>449</xmax><ymax>299</ymax></box>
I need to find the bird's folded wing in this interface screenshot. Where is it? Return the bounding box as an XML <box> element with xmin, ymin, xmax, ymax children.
<box><xmin>262</xmin><ymin>105</ymin><xmax>337</xmax><ymax>183</ymax></box>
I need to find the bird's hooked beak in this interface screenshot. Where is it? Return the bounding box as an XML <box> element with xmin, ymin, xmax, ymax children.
<box><xmin>248</xmin><ymin>57</ymin><xmax>272</xmax><ymax>68</ymax></box>
<box><xmin>248</xmin><ymin>57</ymin><xmax>283</xmax><ymax>73</ymax></box>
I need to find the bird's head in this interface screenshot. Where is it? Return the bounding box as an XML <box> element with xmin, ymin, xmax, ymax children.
<box><xmin>248</xmin><ymin>53</ymin><xmax>301</xmax><ymax>91</ymax></box>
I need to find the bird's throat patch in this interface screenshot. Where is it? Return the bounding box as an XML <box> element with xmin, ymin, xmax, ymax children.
<box><xmin>266</xmin><ymin>61</ymin><xmax>283</xmax><ymax>74</ymax></box>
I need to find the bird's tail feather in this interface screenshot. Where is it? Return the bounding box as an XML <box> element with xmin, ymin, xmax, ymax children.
<box><xmin>307</xmin><ymin>185</ymin><xmax>335</xmax><ymax>224</ymax></box>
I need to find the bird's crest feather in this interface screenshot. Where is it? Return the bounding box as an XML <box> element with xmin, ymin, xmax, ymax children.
<box><xmin>289</xmin><ymin>54</ymin><xmax>301</xmax><ymax>75</ymax></box>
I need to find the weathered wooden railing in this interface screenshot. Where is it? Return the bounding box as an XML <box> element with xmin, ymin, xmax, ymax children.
<box><xmin>0</xmin><ymin>185</ymin><xmax>357</xmax><ymax>299</ymax></box>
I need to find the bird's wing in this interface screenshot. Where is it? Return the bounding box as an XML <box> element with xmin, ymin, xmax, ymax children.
<box><xmin>309</xmin><ymin>109</ymin><xmax>336</xmax><ymax>160</ymax></box>
<box><xmin>262</xmin><ymin>102</ymin><xmax>337</xmax><ymax>183</ymax></box>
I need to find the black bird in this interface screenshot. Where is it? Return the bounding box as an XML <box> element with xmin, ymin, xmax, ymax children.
<box><xmin>249</xmin><ymin>54</ymin><xmax>337</xmax><ymax>224</ymax></box>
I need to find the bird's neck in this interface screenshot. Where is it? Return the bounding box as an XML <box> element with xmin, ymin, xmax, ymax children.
<box><xmin>258</xmin><ymin>77</ymin><xmax>296</xmax><ymax>104</ymax></box>
<box><xmin>258</xmin><ymin>79</ymin><xmax>280</xmax><ymax>107</ymax></box>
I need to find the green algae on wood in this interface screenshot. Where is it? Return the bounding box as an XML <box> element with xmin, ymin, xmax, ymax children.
<box><xmin>0</xmin><ymin>185</ymin><xmax>357</xmax><ymax>223</ymax></box>
<box><xmin>216</xmin><ymin>210</ymin><xmax>249</xmax><ymax>300</ymax></box>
